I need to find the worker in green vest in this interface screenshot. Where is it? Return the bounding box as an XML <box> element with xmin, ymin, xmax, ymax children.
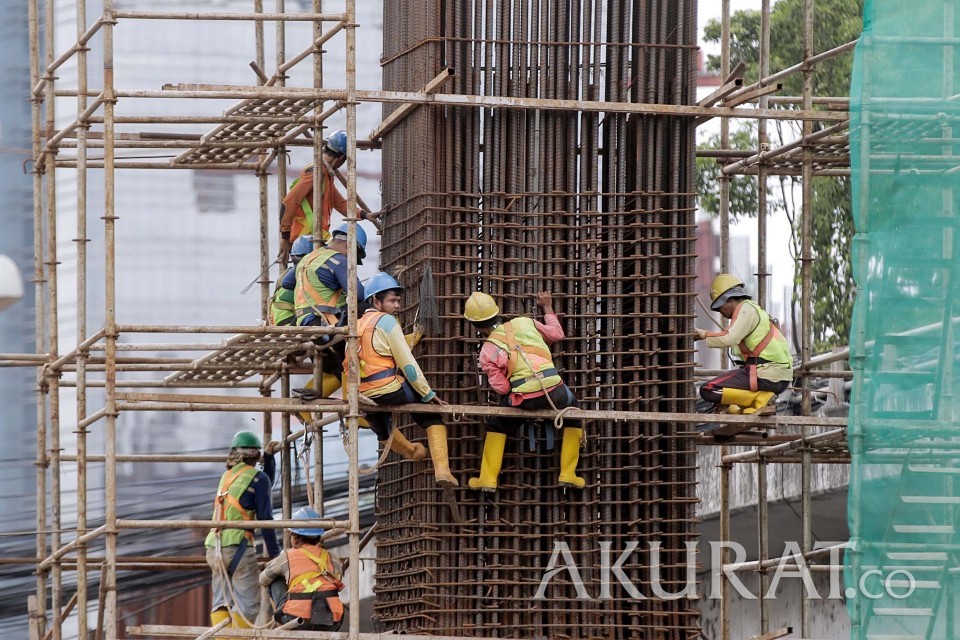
<box><xmin>204</xmin><ymin>431</ymin><xmax>282</xmax><ymax>630</ymax></box>
<box><xmin>463</xmin><ymin>290</ymin><xmax>585</xmax><ymax>492</ymax></box>
<box><xmin>270</xmin><ymin>235</ymin><xmax>314</xmax><ymax>326</ymax></box>
<box><xmin>696</xmin><ymin>273</ymin><xmax>794</xmax><ymax>414</ymax></box>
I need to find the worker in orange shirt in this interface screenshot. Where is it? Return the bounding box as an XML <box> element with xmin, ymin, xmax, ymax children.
<box><xmin>277</xmin><ymin>130</ymin><xmax>380</xmax><ymax>265</ymax></box>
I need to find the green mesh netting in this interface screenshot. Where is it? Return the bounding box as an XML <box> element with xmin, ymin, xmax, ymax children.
<box><xmin>848</xmin><ymin>2</ymin><xmax>960</xmax><ymax>638</ymax></box>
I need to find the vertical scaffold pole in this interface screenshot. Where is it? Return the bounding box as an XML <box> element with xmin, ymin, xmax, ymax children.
<box><xmin>101</xmin><ymin>1</ymin><xmax>119</xmax><ymax>637</ymax></box>
<box><xmin>344</xmin><ymin>1</ymin><xmax>361</xmax><ymax>637</ymax></box>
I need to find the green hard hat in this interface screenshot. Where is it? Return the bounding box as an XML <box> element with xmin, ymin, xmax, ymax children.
<box><xmin>231</xmin><ymin>430</ymin><xmax>262</xmax><ymax>449</ymax></box>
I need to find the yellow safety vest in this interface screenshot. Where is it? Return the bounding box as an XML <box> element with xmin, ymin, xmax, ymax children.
<box><xmin>294</xmin><ymin>247</ymin><xmax>343</xmax><ymax>325</ymax></box>
<box><xmin>486</xmin><ymin>317</ymin><xmax>562</xmax><ymax>394</ymax></box>
<box><xmin>204</xmin><ymin>463</ymin><xmax>257</xmax><ymax>548</ymax></box>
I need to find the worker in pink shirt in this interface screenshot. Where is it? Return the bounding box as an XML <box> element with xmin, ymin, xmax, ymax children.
<box><xmin>462</xmin><ymin>290</ymin><xmax>584</xmax><ymax>492</ymax></box>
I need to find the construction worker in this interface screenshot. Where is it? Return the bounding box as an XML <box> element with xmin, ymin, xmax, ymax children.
<box><xmin>277</xmin><ymin>129</ymin><xmax>380</xmax><ymax>265</ymax></box>
<box><xmin>205</xmin><ymin>431</ymin><xmax>282</xmax><ymax>630</ymax></box>
<box><xmin>293</xmin><ymin>222</ymin><xmax>367</xmax><ymax>400</ymax></box>
<box><xmin>270</xmin><ymin>235</ymin><xmax>313</xmax><ymax>326</ymax></box>
<box><xmin>350</xmin><ymin>272</ymin><xmax>458</xmax><ymax>487</ymax></box>
<box><xmin>695</xmin><ymin>273</ymin><xmax>794</xmax><ymax>414</ymax></box>
<box><xmin>259</xmin><ymin>506</ymin><xmax>344</xmax><ymax>631</ymax></box>
<box><xmin>463</xmin><ymin>291</ymin><xmax>585</xmax><ymax>491</ymax></box>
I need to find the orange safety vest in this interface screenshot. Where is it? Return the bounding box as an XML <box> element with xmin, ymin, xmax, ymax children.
<box><xmin>203</xmin><ymin>463</ymin><xmax>257</xmax><ymax>548</ymax></box>
<box><xmin>486</xmin><ymin>317</ymin><xmax>563</xmax><ymax>394</ymax></box>
<box><xmin>353</xmin><ymin>311</ymin><xmax>405</xmax><ymax>394</ymax></box>
<box><xmin>282</xmin><ymin>546</ymin><xmax>344</xmax><ymax>623</ymax></box>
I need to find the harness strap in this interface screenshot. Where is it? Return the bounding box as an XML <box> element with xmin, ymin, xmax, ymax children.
<box><xmin>362</xmin><ymin>368</ymin><xmax>399</xmax><ymax>383</ymax></box>
<box><xmin>501</xmin><ymin>321</ymin><xmax>553</xmax><ymax>378</ymax></box>
<box><xmin>510</xmin><ymin>367</ymin><xmax>559</xmax><ymax>390</ymax></box>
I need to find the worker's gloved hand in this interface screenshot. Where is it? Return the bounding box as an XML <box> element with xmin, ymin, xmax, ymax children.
<box><xmin>277</xmin><ymin>238</ymin><xmax>292</xmax><ymax>266</ymax></box>
<box><xmin>694</xmin><ymin>327</ymin><xmax>708</xmax><ymax>341</ymax></box>
<box><xmin>263</xmin><ymin>440</ymin><xmax>283</xmax><ymax>456</ymax></box>
<box><xmin>429</xmin><ymin>396</ymin><xmax>448</xmax><ymax>406</ymax></box>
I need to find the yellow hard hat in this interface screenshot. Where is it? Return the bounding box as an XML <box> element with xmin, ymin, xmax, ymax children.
<box><xmin>463</xmin><ymin>291</ymin><xmax>500</xmax><ymax>323</ymax></box>
<box><xmin>709</xmin><ymin>273</ymin><xmax>748</xmax><ymax>311</ymax></box>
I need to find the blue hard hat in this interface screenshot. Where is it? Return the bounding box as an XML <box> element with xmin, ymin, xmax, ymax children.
<box><xmin>364</xmin><ymin>272</ymin><xmax>403</xmax><ymax>302</ymax></box>
<box><xmin>291</xmin><ymin>235</ymin><xmax>314</xmax><ymax>260</ymax></box>
<box><xmin>325</xmin><ymin>130</ymin><xmax>347</xmax><ymax>156</ymax></box>
<box><xmin>331</xmin><ymin>222</ymin><xmax>367</xmax><ymax>264</ymax></box>
<box><xmin>290</xmin><ymin>506</ymin><xmax>325</xmax><ymax>537</ymax></box>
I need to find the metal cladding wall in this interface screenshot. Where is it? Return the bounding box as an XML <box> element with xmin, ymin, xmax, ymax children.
<box><xmin>376</xmin><ymin>1</ymin><xmax>699</xmax><ymax>638</ymax></box>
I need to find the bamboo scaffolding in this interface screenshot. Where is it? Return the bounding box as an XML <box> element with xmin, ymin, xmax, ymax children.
<box><xmin>24</xmin><ymin>0</ymin><xmax>865</xmax><ymax>638</ymax></box>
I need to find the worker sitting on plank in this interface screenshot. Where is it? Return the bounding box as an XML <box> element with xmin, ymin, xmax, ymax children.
<box><xmin>205</xmin><ymin>431</ymin><xmax>282</xmax><ymax>630</ymax></box>
<box><xmin>277</xmin><ymin>129</ymin><xmax>380</xmax><ymax>264</ymax></box>
<box><xmin>259</xmin><ymin>506</ymin><xmax>345</xmax><ymax>632</ymax></box>
<box><xmin>695</xmin><ymin>273</ymin><xmax>794</xmax><ymax>415</ymax></box>
<box><xmin>463</xmin><ymin>290</ymin><xmax>585</xmax><ymax>492</ymax></box>
<box><xmin>270</xmin><ymin>234</ymin><xmax>314</xmax><ymax>327</ymax></box>
<box><xmin>348</xmin><ymin>271</ymin><xmax>458</xmax><ymax>487</ymax></box>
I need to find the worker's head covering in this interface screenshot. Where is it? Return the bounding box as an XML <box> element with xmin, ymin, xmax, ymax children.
<box><xmin>709</xmin><ymin>273</ymin><xmax>751</xmax><ymax>311</ymax></box>
<box><xmin>290</xmin><ymin>506</ymin><xmax>325</xmax><ymax>538</ymax></box>
<box><xmin>330</xmin><ymin>222</ymin><xmax>367</xmax><ymax>265</ymax></box>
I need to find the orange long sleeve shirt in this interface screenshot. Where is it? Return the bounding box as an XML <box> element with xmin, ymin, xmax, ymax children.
<box><xmin>280</xmin><ymin>165</ymin><xmax>359</xmax><ymax>242</ymax></box>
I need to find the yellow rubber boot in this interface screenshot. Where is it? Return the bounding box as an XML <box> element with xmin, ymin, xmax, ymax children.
<box><xmin>467</xmin><ymin>432</ymin><xmax>507</xmax><ymax>493</ymax></box>
<box><xmin>210</xmin><ymin>609</ymin><xmax>231</xmax><ymax>628</ymax></box>
<box><xmin>743</xmin><ymin>391</ymin><xmax>776</xmax><ymax>415</ymax></box>
<box><xmin>425</xmin><ymin>424</ymin><xmax>459</xmax><ymax>487</ymax></box>
<box><xmin>297</xmin><ymin>373</ymin><xmax>343</xmax><ymax>423</ymax></box>
<box><xmin>228</xmin><ymin>609</ymin><xmax>252</xmax><ymax>639</ymax></box>
<box><xmin>719</xmin><ymin>387</ymin><xmax>759</xmax><ymax>414</ymax></box>
<box><xmin>384</xmin><ymin>429</ymin><xmax>427</xmax><ymax>461</ymax></box>
<box><xmin>558</xmin><ymin>427</ymin><xmax>585</xmax><ymax>489</ymax></box>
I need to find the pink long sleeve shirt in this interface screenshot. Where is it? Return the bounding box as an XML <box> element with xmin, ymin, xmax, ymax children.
<box><xmin>478</xmin><ymin>313</ymin><xmax>565</xmax><ymax>405</ymax></box>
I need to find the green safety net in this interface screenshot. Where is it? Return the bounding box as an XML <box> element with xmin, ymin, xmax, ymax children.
<box><xmin>848</xmin><ymin>1</ymin><xmax>960</xmax><ymax>638</ymax></box>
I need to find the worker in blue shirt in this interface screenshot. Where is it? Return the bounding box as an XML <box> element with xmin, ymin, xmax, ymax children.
<box><xmin>204</xmin><ymin>431</ymin><xmax>282</xmax><ymax>631</ymax></box>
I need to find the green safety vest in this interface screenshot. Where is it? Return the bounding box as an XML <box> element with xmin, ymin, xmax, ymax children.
<box><xmin>270</xmin><ymin>266</ymin><xmax>296</xmax><ymax>326</ymax></box>
<box><xmin>486</xmin><ymin>317</ymin><xmax>563</xmax><ymax>394</ymax></box>
<box><xmin>204</xmin><ymin>463</ymin><xmax>258</xmax><ymax>548</ymax></box>
<box><xmin>294</xmin><ymin>247</ymin><xmax>344</xmax><ymax>324</ymax></box>
<box><xmin>730</xmin><ymin>300</ymin><xmax>792</xmax><ymax>367</ymax></box>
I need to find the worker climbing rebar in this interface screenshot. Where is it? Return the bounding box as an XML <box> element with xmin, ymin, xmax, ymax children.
<box><xmin>463</xmin><ymin>290</ymin><xmax>585</xmax><ymax>491</ymax></box>
<box><xmin>205</xmin><ymin>431</ymin><xmax>282</xmax><ymax>631</ymax></box>
<box><xmin>259</xmin><ymin>506</ymin><xmax>345</xmax><ymax>631</ymax></box>
<box><xmin>349</xmin><ymin>271</ymin><xmax>458</xmax><ymax>487</ymax></box>
<box><xmin>277</xmin><ymin>129</ymin><xmax>381</xmax><ymax>265</ymax></box>
<box><xmin>696</xmin><ymin>273</ymin><xmax>794</xmax><ymax>415</ymax></box>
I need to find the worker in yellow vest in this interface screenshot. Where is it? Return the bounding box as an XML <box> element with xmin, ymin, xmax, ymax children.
<box><xmin>696</xmin><ymin>273</ymin><xmax>794</xmax><ymax>414</ymax></box>
<box><xmin>463</xmin><ymin>291</ymin><xmax>585</xmax><ymax>492</ymax></box>
<box><xmin>277</xmin><ymin>130</ymin><xmax>380</xmax><ymax>265</ymax></box>
<box><xmin>204</xmin><ymin>431</ymin><xmax>282</xmax><ymax>630</ymax></box>
<box><xmin>292</xmin><ymin>223</ymin><xmax>367</xmax><ymax>401</ymax></box>
<box><xmin>349</xmin><ymin>272</ymin><xmax>458</xmax><ymax>487</ymax></box>
<box><xmin>270</xmin><ymin>235</ymin><xmax>314</xmax><ymax>326</ymax></box>
<box><xmin>259</xmin><ymin>506</ymin><xmax>345</xmax><ymax>631</ymax></box>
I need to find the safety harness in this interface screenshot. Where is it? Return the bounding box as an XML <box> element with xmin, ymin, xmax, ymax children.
<box><xmin>731</xmin><ymin>303</ymin><xmax>783</xmax><ymax>392</ymax></box>
<box><xmin>355</xmin><ymin>312</ymin><xmax>404</xmax><ymax>393</ymax></box>
<box><xmin>498</xmin><ymin>320</ymin><xmax>559</xmax><ymax>391</ymax></box>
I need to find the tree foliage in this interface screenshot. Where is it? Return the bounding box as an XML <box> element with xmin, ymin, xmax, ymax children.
<box><xmin>700</xmin><ymin>0</ymin><xmax>863</xmax><ymax>351</ymax></box>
